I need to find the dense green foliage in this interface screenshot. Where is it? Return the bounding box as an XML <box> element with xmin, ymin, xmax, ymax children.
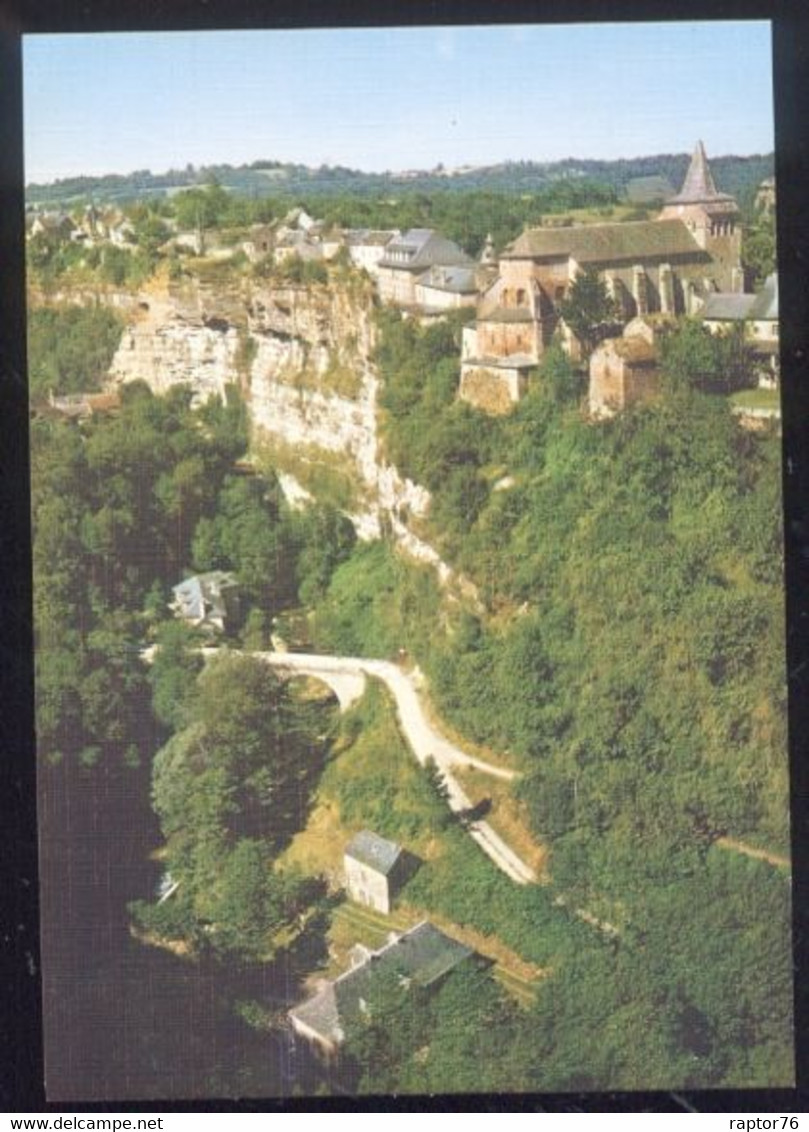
<box><xmin>31</xmin><ymin>383</ymin><xmax>238</xmax><ymax>768</ymax></box>
<box><xmin>27</xmin><ymin>305</ymin><xmax>124</xmax><ymax>399</ymax></box>
<box><xmin>31</xmin><ymin>380</ymin><xmax>351</xmax><ymax>768</ymax></box>
<box><xmin>743</xmin><ymin>207</ymin><xmax>777</xmax><ymax>291</ymax></box>
<box><xmin>660</xmin><ymin>319</ymin><xmax>755</xmax><ymax>395</ymax></box>
<box><xmin>134</xmin><ymin>653</ymin><xmax>332</xmax><ymax>962</ymax></box>
<box><xmin>28</xmin><ymin>231</ymin><xmax>160</xmax><ymax>289</ymax></box>
<box><xmin>327</xmin><ymin>690</ymin><xmax>791</xmax><ymax>1093</ymax></box>
<box><xmin>26</xmin><ymin>150</ymin><xmax>772</xmax><ymax>219</ymax></box>
<box><xmin>29</xmin><ymin>178</ymin><xmax>789</xmax><ymax>1091</ymax></box>
<box><xmin>310</xmin><ymin>311</ymin><xmax>793</xmax><ymax>1089</ymax></box>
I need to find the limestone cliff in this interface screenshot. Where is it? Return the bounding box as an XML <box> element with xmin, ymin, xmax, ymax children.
<box><xmin>105</xmin><ymin>274</ymin><xmax>448</xmax><ymax>573</ymax></box>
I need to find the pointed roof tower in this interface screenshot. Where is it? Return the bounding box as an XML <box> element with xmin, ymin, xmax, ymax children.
<box><xmin>664</xmin><ymin>141</ymin><xmax>738</xmax><ymax>212</ymax></box>
<box><xmin>676</xmin><ymin>141</ymin><xmax>719</xmax><ymax>200</ymax></box>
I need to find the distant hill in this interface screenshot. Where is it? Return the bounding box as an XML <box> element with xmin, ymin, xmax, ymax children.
<box><xmin>25</xmin><ymin>151</ymin><xmax>774</xmax><ymax>211</ymax></box>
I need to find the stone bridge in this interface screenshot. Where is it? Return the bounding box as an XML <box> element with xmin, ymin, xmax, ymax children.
<box><xmin>266</xmin><ymin>654</ymin><xmax>368</xmax><ymax>710</ymax></box>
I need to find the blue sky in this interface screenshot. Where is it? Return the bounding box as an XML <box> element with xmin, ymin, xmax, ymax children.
<box><xmin>23</xmin><ymin>22</ymin><xmax>774</xmax><ymax>185</ymax></box>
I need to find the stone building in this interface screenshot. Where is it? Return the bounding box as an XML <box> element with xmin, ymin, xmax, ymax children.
<box><xmin>345</xmin><ymin>229</ymin><xmax>400</xmax><ymax>278</ymax></box>
<box><xmin>701</xmin><ymin>272</ymin><xmax>779</xmax><ymax>386</ymax></box>
<box><xmin>413</xmin><ymin>264</ymin><xmax>479</xmax><ymax>312</ymax></box>
<box><xmin>376</xmin><ymin>228</ymin><xmax>473</xmax><ymax>306</ymax></box>
<box><xmin>460</xmin><ymin>142</ymin><xmax>744</xmax><ymax>413</ymax></box>
<box><xmin>288</xmin><ymin>921</ymin><xmax>474</xmax><ymax>1060</ymax></box>
<box><xmin>343</xmin><ymin>830</ymin><xmax>405</xmax><ymax>915</ymax></box>
<box><xmin>170</xmin><ymin>570</ymin><xmax>241</xmax><ymax>634</ymax></box>
<box><xmin>588</xmin><ymin>315</ymin><xmax>675</xmax><ymax>418</ymax></box>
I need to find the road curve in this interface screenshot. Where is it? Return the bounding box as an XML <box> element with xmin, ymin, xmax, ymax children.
<box><xmin>252</xmin><ymin>650</ymin><xmax>536</xmax><ymax>885</ymax></box>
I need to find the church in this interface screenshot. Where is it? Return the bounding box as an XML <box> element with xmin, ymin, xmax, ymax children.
<box><xmin>460</xmin><ymin>142</ymin><xmax>744</xmax><ymax>413</ymax></box>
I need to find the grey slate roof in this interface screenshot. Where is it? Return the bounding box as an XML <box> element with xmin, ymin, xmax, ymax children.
<box><xmin>172</xmin><ymin>571</ymin><xmax>238</xmax><ymax>623</ymax></box>
<box><xmin>664</xmin><ymin>141</ymin><xmax>738</xmax><ymax>217</ymax></box>
<box><xmin>503</xmin><ymin>219</ymin><xmax>705</xmax><ymax>265</ymax></box>
<box><xmin>345</xmin><ymin>228</ymin><xmax>399</xmax><ymax>247</ymax></box>
<box><xmin>289</xmin><ymin>921</ymin><xmax>474</xmax><ymax>1046</ymax></box>
<box><xmin>701</xmin><ymin>275</ymin><xmax>778</xmax><ymax>325</ymax></box>
<box><xmin>416</xmin><ymin>264</ymin><xmax>478</xmax><ymax>294</ymax></box>
<box><xmin>345</xmin><ymin>830</ymin><xmax>402</xmax><ymax>876</ymax></box>
<box><xmin>666</xmin><ymin>141</ymin><xmax>736</xmax><ymax>206</ymax></box>
<box><xmin>378</xmin><ymin>228</ymin><xmax>472</xmax><ymax>272</ymax></box>
<box><xmin>700</xmin><ymin>293</ymin><xmax>756</xmax><ymax>321</ymax></box>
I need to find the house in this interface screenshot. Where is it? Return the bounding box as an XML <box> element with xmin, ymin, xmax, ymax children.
<box><xmin>376</xmin><ymin>228</ymin><xmax>473</xmax><ymax>306</ymax></box>
<box><xmin>345</xmin><ymin>229</ymin><xmax>400</xmax><ymax>277</ymax></box>
<box><xmin>170</xmin><ymin>571</ymin><xmax>241</xmax><ymax>633</ymax></box>
<box><xmin>288</xmin><ymin>921</ymin><xmax>474</xmax><ymax>1060</ymax></box>
<box><xmin>588</xmin><ymin>315</ymin><xmax>676</xmax><ymax>418</ymax></box>
<box><xmin>344</xmin><ymin>830</ymin><xmax>406</xmax><ymax>915</ymax></box>
<box><xmin>460</xmin><ymin>142</ymin><xmax>746</xmax><ymax>412</ymax></box>
<box><xmin>413</xmin><ymin>264</ymin><xmax>479</xmax><ymax>312</ymax></box>
<box><xmin>29</xmin><ymin>211</ymin><xmax>76</xmax><ymax>241</ymax></box>
<box><xmin>701</xmin><ymin>272</ymin><xmax>779</xmax><ymax>386</ymax></box>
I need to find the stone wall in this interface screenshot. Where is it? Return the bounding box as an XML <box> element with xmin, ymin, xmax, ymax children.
<box><xmin>459</xmin><ymin>364</ymin><xmax>525</xmax><ymax>414</ymax></box>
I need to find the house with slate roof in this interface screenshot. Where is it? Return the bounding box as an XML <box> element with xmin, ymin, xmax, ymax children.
<box><xmin>170</xmin><ymin>570</ymin><xmax>241</xmax><ymax>634</ymax></box>
<box><xmin>413</xmin><ymin>264</ymin><xmax>480</xmax><ymax>312</ymax></box>
<box><xmin>460</xmin><ymin>142</ymin><xmax>746</xmax><ymax>413</ymax></box>
<box><xmin>701</xmin><ymin>272</ymin><xmax>779</xmax><ymax>386</ymax></box>
<box><xmin>376</xmin><ymin>228</ymin><xmax>473</xmax><ymax>306</ymax></box>
<box><xmin>345</xmin><ymin>229</ymin><xmax>400</xmax><ymax>278</ymax></box>
<box><xmin>288</xmin><ymin>921</ymin><xmax>474</xmax><ymax>1059</ymax></box>
<box><xmin>344</xmin><ymin>830</ymin><xmax>406</xmax><ymax>914</ymax></box>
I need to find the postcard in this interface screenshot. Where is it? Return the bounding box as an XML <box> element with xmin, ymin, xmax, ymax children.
<box><xmin>24</xmin><ymin>21</ymin><xmax>792</xmax><ymax>1101</ymax></box>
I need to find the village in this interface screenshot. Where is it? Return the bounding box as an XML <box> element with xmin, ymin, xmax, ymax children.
<box><xmin>29</xmin><ymin>142</ymin><xmax>784</xmax><ymax>1074</ymax></box>
<box><xmin>32</xmin><ymin>142</ymin><xmax>779</xmax><ymax>436</ymax></box>
<box><xmin>27</xmin><ymin>143</ymin><xmax>790</xmax><ymax>1095</ymax></box>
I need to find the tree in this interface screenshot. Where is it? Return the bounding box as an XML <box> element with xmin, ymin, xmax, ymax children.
<box><xmin>208</xmin><ymin>840</ymin><xmax>307</xmax><ymax>962</ymax></box>
<box><xmin>558</xmin><ymin>267</ymin><xmax>621</xmax><ymax>356</ymax></box>
<box><xmin>742</xmin><ymin>211</ymin><xmax>776</xmax><ymax>291</ymax></box>
<box><xmin>293</xmin><ymin>504</ymin><xmax>357</xmax><ymax>604</ymax></box>
<box><xmin>149</xmin><ymin>619</ymin><xmax>203</xmax><ymax>731</ymax></box>
<box><xmin>660</xmin><ymin>320</ymin><xmax>754</xmax><ymax>395</ymax></box>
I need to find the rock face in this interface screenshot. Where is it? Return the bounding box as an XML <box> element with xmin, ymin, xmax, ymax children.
<box><xmin>106</xmin><ymin>275</ymin><xmax>450</xmax><ymax>575</ymax></box>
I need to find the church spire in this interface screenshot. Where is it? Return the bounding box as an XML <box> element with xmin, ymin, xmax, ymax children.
<box><xmin>668</xmin><ymin>141</ymin><xmax>730</xmax><ymax>204</ymax></box>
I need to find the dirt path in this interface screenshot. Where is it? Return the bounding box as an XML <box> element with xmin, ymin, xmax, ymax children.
<box><xmin>715</xmin><ymin>836</ymin><xmax>791</xmax><ymax>870</ymax></box>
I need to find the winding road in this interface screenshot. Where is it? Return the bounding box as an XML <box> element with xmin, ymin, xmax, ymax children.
<box><xmin>200</xmin><ymin>647</ymin><xmax>537</xmax><ymax>885</ymax></box>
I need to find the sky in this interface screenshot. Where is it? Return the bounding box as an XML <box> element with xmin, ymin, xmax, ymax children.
<box><xmin>23</xmin><ymin>22</ymin><xmax>774</xmax><ymax>185</ymax></box>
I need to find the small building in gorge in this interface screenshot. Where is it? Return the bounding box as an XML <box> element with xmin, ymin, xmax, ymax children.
<box><xmin>344</xmin><ymin>830</ymin><xmax>406</xmax><ymax>915</ymax></box>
